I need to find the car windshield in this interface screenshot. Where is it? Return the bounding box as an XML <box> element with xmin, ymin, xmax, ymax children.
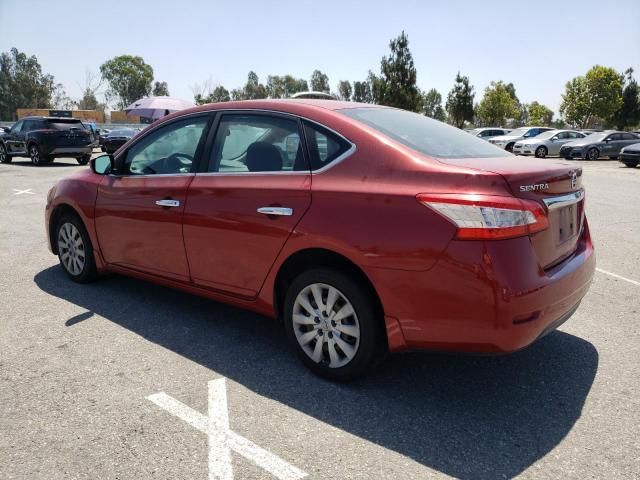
<box><xmin>508</xmin><ymin>128</ymin><xmax>529</xmax><ymax>136</ymax></box>
<box><xmin>584</xmin><ymin>133</ymin><xmax>607</xmax><ymax>142</ymax></box>
<box><xmin>46</xmin><ymin>120</ymin><xmax>85</xmax><ymax>130</ymax></box>
<box><xmin>534</xmin><ymin>130</ymin><xmax>558</xmax><ymax>140</ymax></box>
<box><xmin>339</xmin><ymin>107</ymin><xmax>510</xmax><ymax>158</ymax></box>
<box><xmin>468</xmin><ymin>128</ymin><xmax>482</xmax><ymax>135</ymax></box>
<box><xmin>109</xmin><ymin>129</ymin><xmax>136</xmax><ymax>136</ymax></box>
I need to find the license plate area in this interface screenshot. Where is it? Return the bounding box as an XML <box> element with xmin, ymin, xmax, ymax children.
<box><xmin>557</xmin><ymin>203</ymin><xmax>578</xmax><ymax>244</ymax></box>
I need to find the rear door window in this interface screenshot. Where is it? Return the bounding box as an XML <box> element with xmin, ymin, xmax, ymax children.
<box><xmin>303</xmin><ymin>121</ymin><xmax>352</xmax><ymax>171</ymax></box>
<box><xmin>209</xmin><ymin>114</ymin><xmax>305</xmax><ymax>173</ymax></box>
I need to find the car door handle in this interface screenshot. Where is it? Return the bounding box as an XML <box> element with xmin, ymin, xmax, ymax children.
<box><xmin>257</xmin><ymin>207</ymin><xmax>293</xmax><ymax>216</ymax></box>
<box><xmin>155</xmin><ymin>199</ymin><xmax>181</xmax><ymax>207</ymax></box>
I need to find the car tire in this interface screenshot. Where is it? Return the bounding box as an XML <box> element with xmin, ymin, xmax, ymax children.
<box><xmin>586</xmin><ymin>148</ymin><xmax>599</xmax><ymax>161</ymax></box>
<box><xmin>77</xmin><ymin>154</ymin><xmax>91</xmax><ymax>165</ymax></box>
<box><xmin>535</xmin><ymin>146</ymin><xmax>548</xmax><ymax>158</ymax></box>
<box><xmin>622</xmin><ymin>161</ymin><xmax>638</xmax><ymax>168</ymax></box>
<box><xmin>609</xmin><ymin>156</ymin><xmax>618</xmax><ymax>160</ymax></box>
<box><xmin>0</xmin><ymin>143</ymin><xmax>12</xmax><ymax>163</ymax></box>
<box><xmin>283</xmin><ymin>268</ymin><xmax>383</xmax><ymax>381</ymax></box>
<box><xmin>55</xmin><ymin>213</ymin><xmax>97</xmax><ymax>283</ymax></box>
<box><xmin>29</xmin><ymin>143</ymin><xmax>43</xmax><ymax>166</ymax></box>
<box><xmin>505</xmin><ymin>143</ymin><xmax>515</xmax><ymax>152</ymax></box>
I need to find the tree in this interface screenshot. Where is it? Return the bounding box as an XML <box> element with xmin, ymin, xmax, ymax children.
<box><xmin>75</xmin><ymin>69</ymin><xmax>105</xmax><ymax>111</ymax></box>
<box><xmin>375</xmin><ymin>31</ymin><xmax>421</xmax><ymax>111</ymax></box>
<box><xmin>152</xmin><ymin>81</ymin><xmax>169</xmax><ymax>96</ymax></box>
<box><xmin>445</xmin><ymin>72</ymin><xmax>475</xmax><ymax>128</ymax></box>
<box><xmin>559</xmin><ymin>76</ymin><xmax>590</xmax><ymax>128</ymax></box>
<box><xmin>367</xmin><ymin>70</ymin><xmax>385</xmax><ymax>104</ymax></box>
<box><xmin>560</xmin><ymin>65</ymin><xmax>623</xmax><ymax>128</ymax></box>
<box><xmin>613</xmin><ymin>68</ymin><xmax>640</xmax><ymax>129</ymax></box>
<box><xmin>99</xmin><ymin>55</ymin><xmax>154</xmax><ymax>110</ymax></box>
<box><xmin>194</xmin><ymin>84</ymin><xmax>230</xmax><ymax>104</ymax></box>
<box><xmin>423</xmin><ymin>88</ymin><xmax>445</xmax><ymax>121</ymax></box>
<box><xmin>337</xmin><ymin>80</ymin><xmax>352</xmax><ymax>101</ymax></box>
<box><xmin>241</xmin><ymin>71</ymin><xmax>267</xmax><ymax>99</ymax></box>
<box><xmin>526</xmin><ymin>101</ymin><xmax>553</xmax><ymax>126</ymax></box>
<box><xmin>476</xmin><ymin>81</ymin><xmax>520</xmax><ymax>126</ymax></box>
<box><xmin>352</xmin><ymin>80</ymin><xmax>372</xmax><ymax>103</ymax></box>
<box><xmin>0</xmin><ymin>47</ymin><xmax>57</xmax><ymax>120</ymax></box>
<box><xmin>310</xmin><ymin>70</ymin><xmax>330</xmax><ymax>93</ymax></box>
<box><xmin>50</xmin><ymin>84</ymin><xmax>74</xmax><ymax>110</ymax></box>
<box><xmin>210</xmin><ymin>86</ymin><xmax>230</xmax><ymax>103</ymax></box>
<box><xmin>266</xmin><ymin>75</ymin><xmax>308</xmax><ymax>98</ymax></box>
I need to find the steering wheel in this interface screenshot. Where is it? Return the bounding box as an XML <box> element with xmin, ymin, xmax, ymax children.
<box><xmin>166</xmin><ymin>152</ymin><xmax>194</xmax><ymax>173</ymax></box>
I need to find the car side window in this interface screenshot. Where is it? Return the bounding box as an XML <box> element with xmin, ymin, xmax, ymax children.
<box><xmin>622</xmin><ymin>133</ymin><xmax>636</xmax><ymax>140</ymax></box>
<box><xmin>303</xmin><ymin>121</ymin><xmax>352</xmax><ymax>171</ymax></box>
<box><xmin>122</xmin><ymin>116</ymin><xmax>208</xmax><ymax>175</ymax></box>
<box><xmin>209</xmin><ymin>114</ymin><xmax>305</xmax><ymax>173</ymax></box>
<box><xmin>11</xmin><ymin>120</ymin><xmax>24</xmax><ymax>133</ymax></box>
<box><xmin>607</xmin><ymin>133</ymin><xmax>621</xmax><ymax>141</ymax></box>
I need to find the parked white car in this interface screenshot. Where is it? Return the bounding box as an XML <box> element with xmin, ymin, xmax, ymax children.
<box><xmin>512</xmin><ymin>130</ymin><xmax>586</xmax><ymax>158</ymax></box>
<box><xmin>467</xmin><ymin>127</ymin><xmax>512</xmax><ymax>141</ymax></box>
<box><xmin>487</xmin><ymin>127</ymin><xmax>554</xmax><ymax>152</ymax></box>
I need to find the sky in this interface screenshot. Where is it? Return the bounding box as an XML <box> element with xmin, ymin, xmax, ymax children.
<box><xmin>1</xmin><ymin>0</ymin><xmax>639</xmax><ymax>116</ymax></box>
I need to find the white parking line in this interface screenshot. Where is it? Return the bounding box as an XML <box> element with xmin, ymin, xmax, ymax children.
<box><xmin>147</xmin><ymin>378</ymin><xmax>307</xmax><ymax>480</ymax></box>
<box><xmin>12</xmin><ymin>188</ymin><xmax>35</xmax><ymax>195</ymax></box>
<box><xmin>596</xmin><ymin>268</ymin><xmax>640</xmax><ymax>287</ymax></box>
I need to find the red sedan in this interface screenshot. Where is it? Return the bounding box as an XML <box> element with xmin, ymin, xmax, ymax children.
<box><xmin>45</xmin><ymin>100</ymin><xmax>595</xmax><ymax>380</ymax></box>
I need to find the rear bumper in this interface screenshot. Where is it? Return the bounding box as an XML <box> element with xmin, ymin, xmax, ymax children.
<box><xmin>369</xmin><ymin>219</ymin><xmax>595</xmax><ymax>353</ymax></box>
<box><xmin>47</xmin><ymin>146</ymin><xmax>92</xmax><ymax>156</ymax></box>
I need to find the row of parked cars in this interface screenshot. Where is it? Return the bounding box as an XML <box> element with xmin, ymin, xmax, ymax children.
<box><xmin>469</xmin><ymin>125</ymin><xmax>640</xmax><ymax>166</ymax></box>
<box><xmin>0</xmin><ymin>117</ymin><xmax>142</xmax><ymax>165</ymax></box>
<box><xmin>1</xmin><ymin>115</ymin><xmax>639</xmax><ymax>168</ymax></box>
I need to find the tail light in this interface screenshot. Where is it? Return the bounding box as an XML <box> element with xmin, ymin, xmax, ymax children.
<box><xmin>417</xmin><ymin>193</ymin><xmax>548</xmax><ymax>240</ymax></box>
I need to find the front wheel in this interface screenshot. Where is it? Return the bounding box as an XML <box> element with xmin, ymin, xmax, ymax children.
<box><xmin>0</xmin><ymin>143</ymin><xmax>11</xmax><ymax>163</ymax></box>
<box><xmin>284</xmin><ymin>268</ymin><xmax>382</xmax><ymax>381</ymax></box>
<box><xmin>505</xmin><ymin>143</ymin><xmax>515</xmax><ymax>152</ymax></box>
<box><xmin>586</xmin><ymin>148</ymin><xmax>599</xmax><ymax>161</ymax></box>
<box><xmin>622</xmin><ymin>161</ymin><xmax>638</xmax><ymax>168</ymax></box>
<box><xmin>55</xmin><ymin>214</ymin><xmax>97</xmax><ymax>283</ymax></box>
<box><xmin>535</xmin><ymin>146</ymin><xmax>548</xmax><ymax>158</ymax></box>
<box><xmin>29</xmin><ymin>144</ymin><xmax>43</xmax><ymax>165</ymax></box>
<box><xmin>77</xmin><ymin>154</ymin><xmax>91</xmax><ymax>165</ymax></box>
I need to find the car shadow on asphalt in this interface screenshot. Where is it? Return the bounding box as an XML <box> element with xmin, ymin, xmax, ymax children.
<box><xmin>7</xmin><ymin>161</ymin><xmax>80</xmax><ymax>168</ymax></box>
<box><xmin>34</xmin><ymin>266</ymin><xmax>599</xmax><ymax>479</ymax></box>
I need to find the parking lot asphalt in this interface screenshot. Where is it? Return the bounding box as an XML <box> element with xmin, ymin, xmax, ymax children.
<box><xmin>1</xmin><ymin>154</ymin><xmax>639</xmax><ymax>480</ymax></box>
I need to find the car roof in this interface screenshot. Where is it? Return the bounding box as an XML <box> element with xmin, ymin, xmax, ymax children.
<box><xmin>21</xmin><ymin>116</ymin><xmax>83</xmax><ymax>121</ymax></box>
<box><xmin>176</xmin><ymin>99</ymin><xmax>384</xmax><ymax>115</ymax></box>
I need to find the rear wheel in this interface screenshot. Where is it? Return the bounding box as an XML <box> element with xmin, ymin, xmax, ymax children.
<box><xmin>77</xmin><ymin>154</ymin><xmax>91</xmax><ymax>165</ymax></box>
<box><xmin>55</xmin><ymin>213</ymin><xmax>97</xmax><ymax>283</ymax></box>
<box><xmin>505</xmin><ymin>143</ymin><xmax>515</xmax><ymax>152</ymax></box>
<box><xmin>587</xmin><ymin>148</ymin><xmax>599</xmax><ymax>161</ymax></box>
<box><xmin>535</xmin><ymin>146</ymin><xmax>548</xmax><ymax>158</ymax></box>
<box><xmin>284</xmin><ymin>268</ymin><xmax>382</xmax><ymax>381</ymax></box>
<box><xmin>0</xmin><ymin>143</ymin><xmax>11</xmax><ymax>163</ymax></box>
<box><xmin>29</xmin><ymin>144</ymin><xmax>42</xmax><ymax>166</ymax></box>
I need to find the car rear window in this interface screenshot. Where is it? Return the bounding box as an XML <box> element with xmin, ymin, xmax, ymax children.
<box><xmin>339</xmin><ymin>107</ymin><xmax>510</xmax><ymax>159</ymax></box>
<box><xmin>45</xmin><ymin>119</ymin><xmax>85</xmax><ymax>131</ymax></box>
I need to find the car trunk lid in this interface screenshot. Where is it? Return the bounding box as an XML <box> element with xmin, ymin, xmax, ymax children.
<box><xmin>435</xmin><ymin>156</ymin><xmax>585</xmax><ymax>269</ymax></box>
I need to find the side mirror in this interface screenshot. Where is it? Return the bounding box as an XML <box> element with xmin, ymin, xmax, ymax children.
<box><xmin>90</xmin><ymin>154</ymin><xmax>113</xmax><ymax>175</ymax></box>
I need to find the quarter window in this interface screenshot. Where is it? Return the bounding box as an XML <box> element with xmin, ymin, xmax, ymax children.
<box><xmin>123</xmin><ymin>116</ymin><xmax>208</xmax><ymax>175</ymax></box>
<box><xmin>303</xmin><ymin>121</ymin><xmax>352</xmax><ymax>170</ymax></box>
<box><xmin>209</xmin><ymin>114</ymin><xmax>305</xmax><ymax>173</ymax></box>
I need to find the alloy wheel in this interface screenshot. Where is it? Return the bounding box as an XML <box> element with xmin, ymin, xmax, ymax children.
<box><xmin>30</xmin><ymin>145</ymin><xmax>40</xmax><ymax>165</ymax></box>
<box><xmin>292</xmin><ymin>283</ymin><xmax>360</xmax><ymax>368</ymax></box>
<box><xmin>57</xmin><ymin>222</ymin><xmax>86</xmax><ymax>276</ymax></box>
<box><xmin>536</xmin><ymin>146</ymin><xmax>547</xmax><ymax>158</ymax></box>
<box><xmin>0</xmin><ymin>145</ymin><xmax>5</xmax><ymax>162</ymax></box>
<box><xmin>587</xmin><ymin>148</ymin><xmax>599</xmax><ymax>161</ymax></box>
